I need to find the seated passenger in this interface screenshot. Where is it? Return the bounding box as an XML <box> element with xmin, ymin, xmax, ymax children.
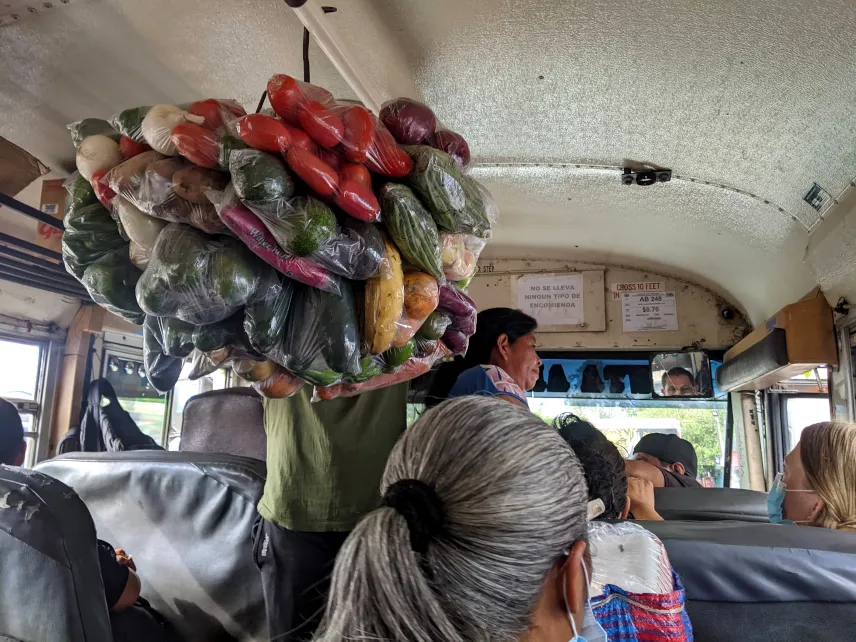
<box><xmin>661</xmin><ymin>367</ymin><xmax>698</xmax><ymax>397</ymax></box>
<box><xmin>626</xmin><ymin>433</ymin><xmax>702</xmax><ymax>488</ymax></box>
<box><xmin>769</xmin><ymin>421</ymin><xmax>856</xmax><ymax>530</ymax></box>
<box><xmin>426</xmin><ymin>308</ymin><xmax>540</xmax><ymax>408</ymax></box>
<box><xmin>555</xmin><ymin>413</ymin><xmax>662</xmax><ymax>521</ymax></box>
<box><xmin>0</xmin><ymin>398</ymin><xmax>27</xmax><ymax>466</ymax></box>
<box><xmin>554</xmin><ymin>414</ymin><xmax>693</xmax><ymax>641</ymax></box>
<box><xmin>313</xmin><ymin>396</ymin><xmax>606</xmax><ymax>641</ymax></box>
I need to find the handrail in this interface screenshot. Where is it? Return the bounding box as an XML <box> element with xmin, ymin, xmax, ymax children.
<box><xmin>0</xmin><ymin>192</ymin><xmax>64</xmax><ymax>231</ymax></box>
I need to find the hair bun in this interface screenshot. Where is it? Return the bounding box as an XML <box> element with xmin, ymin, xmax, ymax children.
<box><xmin>382</xmin><ymin>479</ymin><xmax>445</xmax><ymax>554</ymax></box>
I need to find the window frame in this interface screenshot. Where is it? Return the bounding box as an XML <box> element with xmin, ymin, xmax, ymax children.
<box><xmin>0</xmin><ymin>333</ymin><xmax>60</xmax><ymax>466</ymax></box>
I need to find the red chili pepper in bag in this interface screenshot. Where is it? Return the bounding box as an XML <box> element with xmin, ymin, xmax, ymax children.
<box><xmin>336</xmin><ymin>180</ymin><xmax>381</xmax><ymax>222</ymax></box>
<box><xmin>316</xmin><ymin>147</ymin><xmax>343</xmax><ymax>172</ymax></box>
<box><xmin>267</xmin><ymin>75</ymin><xmax>334</xmax><ymax>124</ymax></box>
<box><xmin>119</xmin><ymin>136</ymin><xmax>151</xmax><ymax>159</ymax></box>
<box><xmin>91</xmin><ymin>169</ymin><xmax>117</xmax><ymax>210</ymax></box>
<box><xmin>298</xmin><ymin>101</ymin><xmax>344</xmax><ymax>149</ymax></box>
<box><xmin>285</xmin><ymin>147</ymin><xmax>339</xmax><ymax>198</ymax></box>
<box><xmin>281</xmin><ymin>122</ymin><xmax>315</xmax><ymax>153</ymax></box>
<box><xmin>189</xmin><ymin>99</ymin><xmax>245</xmax><ymax>130</ymax></box>
<box><xmin>365</xmin><ymin>126</ymin><xmax>413</xmax><ymax>178</ymax></box>
<box><xmin>340</xmin><ymin>106</ymin><xmax>375</xmax><ymax>163</ymax></box>
<box><xmin>340</xmin><ymin>163</ymin><xmax>372</xmax><ymax>189</ymax></box>
<box><xmin>171</xmin><ymin>123</ymin><xmax>221</xmax><ymax>169</ymax></box>
<box><xmin>236</xmin><ymin>114</ymin><xmax>292</xmax><ymax>153</ymax></box>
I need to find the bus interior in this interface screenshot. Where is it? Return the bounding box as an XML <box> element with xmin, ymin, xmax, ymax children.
<box><xmin>1</xmin><ymin>0</ymin><xmax>856</xmax><ymax>640</ymax></box>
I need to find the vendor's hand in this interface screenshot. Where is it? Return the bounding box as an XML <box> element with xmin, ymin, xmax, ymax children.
<box><xmin>115</xmin><ymin>548</ymin><xmax>136</xmax><ymax>572</ymax></box>
<box><xmin>627</xmin><ymin>477</ymin><xmax>663</xmax><ymax>521</ymax></box>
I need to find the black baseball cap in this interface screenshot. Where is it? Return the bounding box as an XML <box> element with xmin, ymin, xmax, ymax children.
<box><xmin>634</xmin><ymin>433</ymin><xmax>698</xmax><ymax>478</ymax></box>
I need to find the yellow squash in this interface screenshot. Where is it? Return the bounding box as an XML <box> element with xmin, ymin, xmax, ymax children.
<box><xmin>364</xmin><ymin>234</ymin><xmax>405</xmax><ymax>354</ymax></box>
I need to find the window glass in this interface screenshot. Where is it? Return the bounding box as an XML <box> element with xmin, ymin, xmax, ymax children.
<box><xmin>167</xmin><ymin>363</ymin><xmax>228</xmax><ymax>450</ymax></box>
<box><xmin>103</xmin><ymin>352</ymin><xmax>166</xmax><ymax>444</ymax></box>
<box><xmin>0</xmin><ymin>339</ymin><xmax>41</xmax><ymax>400</ymax></box>
<box><xmin>786</xmin><ymin>396</ymin><xmax>831</xmax><ymax>449</ymax></box>
<box><xmin>530</xmin><ymin>398</ymin><xmax>728</xmax><ymax>487</ymax></box>
<box><xmin>407</xmin><ymin>403</ymin><xmax>424</xmax><ymax>427</ymax></box>
<box><xmin>121</xmin><ymin>397</ymin><xmax>167</xmax><ymax>443</ymax></box>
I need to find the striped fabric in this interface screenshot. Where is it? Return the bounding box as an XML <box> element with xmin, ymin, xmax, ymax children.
<box><xmin>591</xmin><ymin>571</ymin><xmax>693</xmax><ymax>641</ymax></box>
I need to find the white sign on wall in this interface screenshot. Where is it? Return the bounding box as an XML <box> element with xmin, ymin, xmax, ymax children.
<box><xmin>622</xmin><ymin>291</ymin><xmax>678</xmax><ymax>332</ymax></box>
<box><xmin>517</xmin><ymin>273</ymin><xmax>584</xmax><ymax>326</ymax></box>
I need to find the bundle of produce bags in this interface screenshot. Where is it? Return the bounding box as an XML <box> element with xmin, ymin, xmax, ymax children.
<box><xmin>61</xmin><ymin>75</ymin><xmax>493</xmax><ymax>399</ymax></box>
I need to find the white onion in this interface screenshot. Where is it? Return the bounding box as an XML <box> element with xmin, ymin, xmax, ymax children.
<box><xmin>75</xmin><ymin>135</ymin><xmax>122</xmax><ymax>181</ymax></box>
<box><xmin>141</xmin><ymin>104</ymin><xmax>205</xmax><ymax>155</ymax></box>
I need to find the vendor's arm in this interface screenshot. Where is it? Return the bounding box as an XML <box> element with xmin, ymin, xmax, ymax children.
<box><xmin>624</xmin><ymin>458</ymin><xmax>666</xmax><ymax>487</ymax></box>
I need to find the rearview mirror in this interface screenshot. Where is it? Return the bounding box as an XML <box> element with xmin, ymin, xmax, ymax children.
<box><xmin>652</xmin><ymin>352</ymin><xmax>712</xmax><ymax>398</ymax></box>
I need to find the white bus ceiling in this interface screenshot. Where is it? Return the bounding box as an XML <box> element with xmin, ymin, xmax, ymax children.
<box><xmin>2</xmin><ymin>0</ymin><xmax>856</xmax><ymax>326</ymax></box>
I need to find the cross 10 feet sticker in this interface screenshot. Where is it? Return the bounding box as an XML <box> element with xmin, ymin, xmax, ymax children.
<box><xmin>621</xmin><ymin>291</ymin><xmax>678</xmax><ymax>332</ymax></box>
<box><xmin>517</xmin><ymin>273</ymin><xmax>585</xmax><ymax>326</ymax></box>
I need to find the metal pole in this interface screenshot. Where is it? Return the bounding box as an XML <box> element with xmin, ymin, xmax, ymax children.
<box><xmin>288</xmin><ymin>0</ymin><xmax>384</xmax><ymax>113</ymax></box>
<box><xmin>0</xmin><ymin>246</ymin><xmax>69</xmax><ymax>275</ymax></box>
<box><xmin>0</xmin><ymin>258</ymin><xmax>85</xmax><ymax>292</ymax></box>
<box><xmin>0</xmin><ymin>193</ymin><xmax>64</xmax><ymax>230</ymax></box>
<box><xmin>0</xmin><ymin>270</ymin><xmax>89</xmax><ymax>300</ymax></box>
<box><xmin>0</xmin><ymin>231</ymin><xmax>64</xmax><ymax>262</ymax></box>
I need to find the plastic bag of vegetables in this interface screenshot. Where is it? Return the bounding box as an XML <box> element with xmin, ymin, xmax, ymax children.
<box><xmin>68</xmin><ymin>119</ymin><xmax>120</xmax><ymax>148</ymax></box>
<box><xmin>362</xmin><ymin>234</ymin><xmax>405</xmax><ymax>356</ymax></box>
<box><xmin>252</xmin><ymin>364</ymin><xmax>304</xmax><ymax>399</ymax></box>
<box><xmin>64</xmin><ymin>173</ymin><xmax>98</xmax><ymax>212</ymax></box>
<box><xmin>112</xmin><ymin>196</ymin><xmax>167</xmax><ymax>262</ymax></box>
<box><xmin>437</xmin><ymin>282</ymin><xmax>478</xmax><ymax>356</ymax></box>
<box><xmin>441</xmin><ymin>232</ymin><xmax>485</xmax><ymax>282</ymax></box>
<box><xmin>379</xmin><ymin>97</ymin><xmax>471</xmax><ymax>170</ymax></box>
<box><xmin>379</xmin><ymin>183</ymin><xmax>443</xmax><ymax>281</ymax></box>
<box><xmin>275</xmin><ymin>279</ymin><xmax>361</xmax><ymax>385</ymax></box>
<box><xmin>76</xmin><ymin>134</ymin><xmax>124</xmax><ymax>182</ymax></box>
<box><xmin>151</xmin><ymin>316</ymin><xmax>196</xmax><ymax>359</ymax></box>
<box><xmin>143</xmin><ymin>315</ymin><xmax>184</xmax><ymax>393</ymax></box>
<box><xmin>62</xmin><ymin>202</ymin><xmax>126</xmax><ymax>279</ymax></box>
<box><xmin>313</xmin><ymin>341</ymin><xmax>452</xmax><ymax>401</ymax></box>
<box><xmin>106</xmin><ymin>150</ymin><xmax>168</xmax><ymax>210</ymax></box>
<box><xmin>212</xmin><ymin>186</ymin><xmax>339</xmax><ymax>294</ymax></box>
<box><xmin>81</xmin><ymin>248</ymin><xmax>146</xmax><ymax>325</ymax></box>
<box><xmin>141</xmin><ymin>157</ymin><xmax>229</xmax><ymax>234</ymax></box>
<box><xmin>405</xmin><ymin>145</ymin><xmax>492</xmax><ymax>238</ymax></box>
<box><xmin>135</xmin><ymin>223</ymin><xmax>265</xmax><ymax>325</ymax></box>
<box><xmin>244</xmin><ymin>273</ymin><xmax>295</xmax><ymax>358</ymax></box>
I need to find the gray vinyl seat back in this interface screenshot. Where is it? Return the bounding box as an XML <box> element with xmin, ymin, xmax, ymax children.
<box><xmin>0</xmin><ymin>465</ymin><xmax>112</xmax><ymax>642</ymax></box>
<box><xmin>654</xmin><ymin>487</ymin><xmax>768</xmax><ymax>522</ymax></box>
<box><xmin>640</xmin><ymin>520</ymin><xmax>856</xmax><ymax>641</ymax></box>
<box><xmin>36</xmin><ymin>451</ymin><xmax>268</xmax><ymax>642</ymax></box>
<box><xmin>180</xmin><ymin>388</ymin><xmax>267</xmax><ymax>461</ymax></box>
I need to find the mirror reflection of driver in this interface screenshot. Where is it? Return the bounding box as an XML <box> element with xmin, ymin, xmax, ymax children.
<box><xmin>661</xmin><ymin>367</ymin><xmax>698</xmax><ymax>397</ymax></box>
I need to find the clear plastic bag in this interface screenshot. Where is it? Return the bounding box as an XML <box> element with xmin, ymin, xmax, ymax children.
<box><xmin>441</xmin><ymin>232</ymin><xmax>484</xmax><ymax>281</ymax></box>
<box><xmin>63</xmin><ymin>172</ymin><xmax>98</xmax><ymax>215</ymax></box>
<box><xmin>275</xmin><ymin>279</ymin><xmax>361</xmax><ymax>385</ymax></box>
<box><xmin>386</xmin><ymin>271</ymin><xmax>440</xmax><ymax>349</ymax></box>
<box><xmin>244</xmin><ymin>273</ymin><xmax>295</xmax><ymax>358</ymax></box>
<box><xmin>362</xmin><ymin>234</ymin><xmax>405</xmax><ymax>355</ymax></box>
<box><xmin>213</xmin><ymin>189</ymin><xmax>339</xmax><ymax>294</ymax></box>
<box><xmin>110</xmin><ymin>106</ymin><xmax>152</xmax><ymax>143</ymax></box>
<box><xmin>81</xmin><ymin>248</ymin><xmax>145</xmax><ymax>325</ymax></box>
<box><xmin>252</xmin><ymin>365</ymin><xmax>305</xmax><ymax>398</ymax></box>
<box><xmin>135</xmin><ymin>223</ymin><xmax>265</xmax><ymax>325</ymax></box>
<box><xmin>68</xmin><ymin>118</ymin><xmax>120</xmax><ymax>148</ymax></box>
<box><xmin>112</xmin><ymin>195</ymin><xmax>167</xmax><ymax>256</ymax></box>
<box><xmin>62</xmin><ymin>202</ymin><xmax>125</xmax><ymax>280</ymax></box>
<box><xmin>187</xmin><ymin>348</ymin><xmax>219</xmax><ymax>381</ymax></box>
<box><xmin>379</xmin><ymin>97</ymin><xmax>471</xmax><ymax>170</ymax></box>
<box><xmin>106</xmin><ymin>150</ymin><xmax>168</xmax><ymax>210</ymax></box>
<box><xmin>405</xmin><ymin>145</ymin><xmax>493</xmax><ymax>238</ymax></box>
<box><xmin>587</xmin><ymin>521</ymin><xmax>675</xmax><ymax>596</ymax></box>
<box><xmin>192</xmin><ymin>312</ymin><xmax>250</xmax><ymax>354</ymax></box>
<box><xmin>312</xmin><ymin>341</ymin><xmax>451</xmax><ymax>401</ymax></box>
<box><xmin>128</xmin><ymin>241</ymin><xmax>150</xmax><ymax>269</ymax></box>
<box><xmin>379</xmin><ymin>183</ymin><xmax>443</xmax><ymax>281</ymax></box>
<box><xmin>232</xmin><ymin>358</ymin><xmax>278</xmax><ymax>383</ymax></box>
<box><xmin>228</xmin><ymin>151</ymin><xmax>384</xmax><ymax>280</ymax></box>
<box><xmin>151</xmin><ymin>316</ymin><xmax>196</xmax><ymax>359</ymax></box>
<box><xmin>143</xmin><ymin>315</ymin><xmax>184</xmax><ymax>393</ymax></box>
<box><xmin>141</xmin><ymin>157</ymin><xmax>229</xmax><ymax>235</ymax></box>
<box><xmin>140</xmin><ymin>105</ymin><xmax>207</xmax><ymax>156</ymax></box>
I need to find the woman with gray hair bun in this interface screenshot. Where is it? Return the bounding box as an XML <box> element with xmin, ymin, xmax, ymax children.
<box><xmin>313</xmin><ymin>396</ymin><xmax>607</xmax><ymax>642</ymax></box>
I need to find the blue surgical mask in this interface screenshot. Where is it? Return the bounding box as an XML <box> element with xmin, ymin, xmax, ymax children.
<box><xmin>767</xmin><ymin>472</ymin><xmax>814</xmax><ymax>525</ymax></box>
<box><xmin>564</xmin><ymin>559</ymin><xmax>608</xmax><ymax>642</ymax></box>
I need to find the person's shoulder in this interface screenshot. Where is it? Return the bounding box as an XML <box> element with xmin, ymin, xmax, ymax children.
<box><xmin>661</xmin><ymin>469</ymin><xmax>702</xmax><ymax>488</ymax></box>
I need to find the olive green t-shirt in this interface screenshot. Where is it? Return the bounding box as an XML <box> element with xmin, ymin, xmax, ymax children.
<box><xmin>258</xmin><ymin>383</ymin><xmax>408</xmax><ymax>532</ymax></box>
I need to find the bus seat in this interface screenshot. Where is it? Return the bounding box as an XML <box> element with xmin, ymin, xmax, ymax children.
<box><xmin>180</xmin><ymin>388</ymin><xmax>266</xmax><ymax>461</ymax></box>
<box><xmin>36</xmin><ymin>451</ymin><xmax>268</xmax><ymax>642</ymax></box>
<box><xmin>640</xmin><ymin>520</ymin><xmax>856</xmax><ymax>641</ymax></box>
<box><xmin>654</xmin><ymin>487</ymin><xmax>768</xmax><ymax>522</ymax></box>
<box><xmin>0</xmin><ymin>465</ymin><xmax>112</xmax><ymax>641</ymax></box>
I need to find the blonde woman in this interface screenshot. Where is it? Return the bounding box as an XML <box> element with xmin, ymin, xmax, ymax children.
<box><xmin>768</xmin><ymin>421</ymin><xmax>856</xmax><ymax>530</ymax></box>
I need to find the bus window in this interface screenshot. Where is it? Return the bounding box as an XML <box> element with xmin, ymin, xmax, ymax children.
<box><xmin>531</xmin><ymin>398</ymin><xmax>728</xmax><ymax>487</ymax></box>
<box><xmin>786</xmin><ymin>396</ymin><xmax>831</xmax><ymax>450</ymax></box>
<box><xmin>167</xmin><ymin>362</ymin><xmax>229</xmax><ymax>450</ymax></box>
<box><xmin>0</xmin><ymin>337</ymin><xmax>46</xmax><ymax>466</ymax></box>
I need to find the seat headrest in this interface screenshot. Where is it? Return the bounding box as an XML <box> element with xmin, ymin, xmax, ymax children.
<box><xmin>0</xmin><ymin>466</ymin><xmax>111</xmax><ymax>641</ymax></box>
<box><xmin>654</xmin><ymin>487</ymin><xmax>768</xmax><ymax>522</ymax></box>
<box><xmin>36</xmin><ymin>451</ymin><xmax>268</xmax><ymax>642</ymax></box>
<box><xmin>640</xmin><ymin>519</ymin><xmax>856</xmax><ymax>603</ymax></box>
<box><xmin>180</xmin><ymin>388</ymin><xmax>266</xmax><ymax>460</ymax></box>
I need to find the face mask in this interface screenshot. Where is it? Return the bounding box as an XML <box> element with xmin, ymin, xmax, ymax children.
<box><xmin>767</xmin><ymin>472</ymin><xmax>814</xmax><ymax>525</ymax></box>
<box><xmin>564</xmin><ymin>557</ymin><xmax>608</xmax><ymax>642</ymax></box>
